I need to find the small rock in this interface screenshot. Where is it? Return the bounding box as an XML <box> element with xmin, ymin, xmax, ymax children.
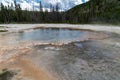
<box><xmin>115</xmin><ymin>43</ymin><xmax>120</xmax><ymax>47</ymax></box>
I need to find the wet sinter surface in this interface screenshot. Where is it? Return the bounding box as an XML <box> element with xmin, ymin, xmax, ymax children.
<box><xmin>0</xmin><ymin>28</ymin><xmax>120</xmax><ymax>80</ymax></box>
<box><xmin>0</xmin><ymin>28</ymin><xmax>106</xmax><ymax>45</ymax></box>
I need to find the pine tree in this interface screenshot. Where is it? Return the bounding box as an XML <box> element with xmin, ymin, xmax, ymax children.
<box><xmin>55</xmin><ymin>3</ymin><xmax>59</xmax><ymax>12</ymax></box>
<box><xmin>40</xmin><ymin>1</ymin><xmax>43</xmax><ymax>12</ymax></box>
